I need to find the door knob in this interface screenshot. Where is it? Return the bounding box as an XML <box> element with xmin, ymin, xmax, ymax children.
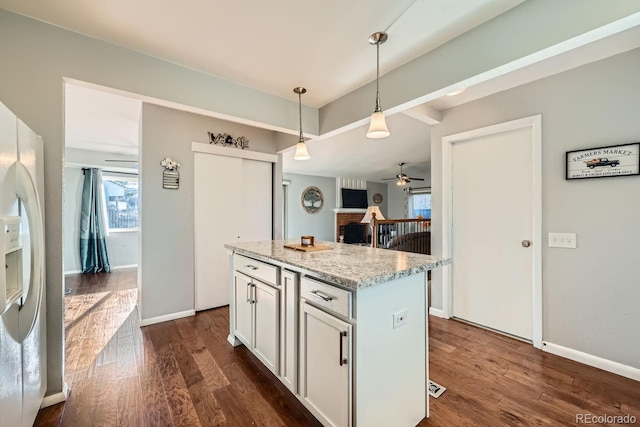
<box><xmin>521</xmin><ymin>240</ymin><xmax>531</xmax><ymax>247</ymax></box>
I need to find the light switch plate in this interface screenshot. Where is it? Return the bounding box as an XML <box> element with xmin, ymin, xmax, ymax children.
<box><xmin>548</xmin><ymin>232</ymin><xmax>576</xmax><ymax>248</ymax></box>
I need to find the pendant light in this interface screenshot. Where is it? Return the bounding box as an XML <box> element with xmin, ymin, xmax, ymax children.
<box><xmin>293</xmin><ymin>87</ymin><xmax>310</xmax><ymax>160</ymax></box>
<box><xmin>366</xmin><ymin>32</ymin><xmax>390</xmax><ymax>139</ymax></box>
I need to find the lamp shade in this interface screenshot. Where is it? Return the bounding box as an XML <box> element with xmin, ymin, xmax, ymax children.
<box><xmin>366</xmin><ymin>111</ymin><xmax>390</xmax><ymax>139</ymax></box>
<box><xmin>361</xmin><ymin>206</ymin><xmax>385</xmax><ymax>223</ymax></box>
<box><xmin>294</xmin><ymin>141</ymin><xmax>310</xmax><ymax>160</ymax></box>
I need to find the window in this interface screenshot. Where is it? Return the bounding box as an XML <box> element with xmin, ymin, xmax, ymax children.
<box><xmin>408</xmin><ymin>191</ymin><xmax>431</xmax><ymax>219</ymax></box>
<box><xmin>102</xmin><ymin>175</ymin><xmax>139</xmax><ymax>231</ymax></box>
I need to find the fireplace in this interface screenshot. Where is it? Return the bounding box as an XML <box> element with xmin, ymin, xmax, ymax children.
<box><xmin>335</xmin><ymin>212</ymin><xmax>367</xmax><ymax>243</ymax></box>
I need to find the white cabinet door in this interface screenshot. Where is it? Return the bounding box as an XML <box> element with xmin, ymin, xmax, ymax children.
<box><xmin>253</xmin><ymin>280</ymin><xmax>279</xmax><ymax>375</ymax></box>
<box><xmin>300</xmin><ymin>302</ymin><xmax>352</xmax><ymax>427</ymax></box>
<box><xmin>280</xmin><ymin>270</ymin><xmax>298</xmax><ymax>393</ymax></box>
<box><xmin>232</xmin><ymin>272</ymin><xmax>252</xmax><ymax>347</ymax></box>
<box><xmin>194</xmin><ymin>154</ymin><xmax>273</xmax><ymax>310</ymax></box>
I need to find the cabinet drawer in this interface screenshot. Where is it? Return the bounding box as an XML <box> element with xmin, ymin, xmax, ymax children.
<box><xmin>301</xmin><ymin>277</ymin><xmax>352</xmax><ymax>319</ymax></box>
<box><xmin>234</xmin><ymin>254</ymin><xmax>278</xmax><ymax>286</ymax></box>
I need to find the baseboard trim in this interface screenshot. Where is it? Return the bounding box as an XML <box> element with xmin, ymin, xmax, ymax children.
<box><xmin>542</xmin><ymin>341</ymin><xmax>640</xmax><ymax>382</ymax></box>
<box><xmin>140</xmin><ymin>309</ymin><xmax>195</xmax><ymax>326</ymax></box>
<box><xmin>40</xmin><ymin>382</ymin><xmax>69</xmax><ymax>408</ymax></box>
<box><xmin>63</xmin><ymin>270</ymin><xmax>81</xmax><ymax>276</ymax></box>
<box><xmin>64</xmin><ymin>264</ymin><xmax>138</xmax><ymax>276</ymax></box>
<box><xmin>111</xmin><ymin>264</ymin><xmax>138</xmax><ymax>271</ymax></box>
<box><xmin>429</xmin><ymin>307</ymin><xmax>446</xmax><ymax>318</ymax></box>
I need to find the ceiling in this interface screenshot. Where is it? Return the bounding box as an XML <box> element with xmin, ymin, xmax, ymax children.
<box><xmin>11</xmin><ymin>0</ymin><xmax>639</xmax><ymax>183</ymax></box>
<box><xmin>65</xmin><ymin>84</ymin><xmax>141</xmax><ymax>156</ymax></box>
<box><xmin>0</xmin><ymin>0</ymin><xmax>523</xmax><ymax>107</ymax></box>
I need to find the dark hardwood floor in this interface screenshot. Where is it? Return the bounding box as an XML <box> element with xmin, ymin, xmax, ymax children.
<box><xmin>35</xmin><ymin>271</ymin><xmax>640</xmax><ymax>426</ymax></box>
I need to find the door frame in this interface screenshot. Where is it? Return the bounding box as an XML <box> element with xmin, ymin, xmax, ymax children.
<box><xmin>441</xmin><ymin>115</ymin><xmax>542</xmax><ymax>348</ymax></box>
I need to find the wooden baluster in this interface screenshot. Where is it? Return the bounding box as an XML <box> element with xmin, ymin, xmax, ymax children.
<box><xmin>372</xmin><ymin>212</ymin><xmax>378</xmax><ymax>248</ymax></box>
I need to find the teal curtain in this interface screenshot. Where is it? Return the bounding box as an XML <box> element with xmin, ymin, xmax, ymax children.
<box><xmin>79</xmin><ymin>168</ymin><xmax>111</xmax><ymax>273</ymax></box>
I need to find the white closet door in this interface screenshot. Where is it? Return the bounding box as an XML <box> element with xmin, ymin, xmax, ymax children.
<box><xmin>194</xmin><ymin>153</ymin><xmax>243</xmax><ymax>310</ymax></box>
<box><xmin>240</xmin><ymin>159</ymin><xmax>272</xmax><ymax>242</ymax></box>
<box><xmin>194</xmin><ymin>153</ymin><xmax>273</xmax><ymax>310</ymax></box>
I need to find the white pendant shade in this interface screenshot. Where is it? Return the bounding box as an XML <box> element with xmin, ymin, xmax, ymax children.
<box><xmin>366</xmin><ymin>111</ymin><xmax>390</xmax><ymax>139</ymax></box>
<box><xmin>294</xmin><ymin>141</ymin><xmax>310</xmax><ymax>160</ymax></box>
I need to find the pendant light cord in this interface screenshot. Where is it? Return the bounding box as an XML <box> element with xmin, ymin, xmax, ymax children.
<box><xmin>375</xmin><ymin>41</ymin><xmax>381</xmax><ymax>112</ymax></box>
<box><xmin>298</xmin><ymin>91</ymin><xmax>304</xmax><ymax>142</ymax></box>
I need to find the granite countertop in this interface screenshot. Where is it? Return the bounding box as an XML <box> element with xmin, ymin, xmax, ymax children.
<box><xmin>225</xmin><ymin>239</ymin><xmax>451</xmax><ymax>290</ymax></box>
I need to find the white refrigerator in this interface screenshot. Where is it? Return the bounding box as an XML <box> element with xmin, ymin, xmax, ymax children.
<box><xmin>0</xmin><ymin>101</ymin><xmax>47</xmax><ymax>427</ymax></box>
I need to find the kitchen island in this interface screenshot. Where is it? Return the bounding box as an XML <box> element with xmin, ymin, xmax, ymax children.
<box><xmin>224</xmin><ymin>240</ymin><xmax>450</xmax><ymax>427</ymax></box>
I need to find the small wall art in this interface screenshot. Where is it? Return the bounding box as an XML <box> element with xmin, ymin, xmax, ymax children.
<box><xmin>208</xmin><ymin>131</ymin><xmax>249</xmax><ymax>149</ymax></box>
<box><xmin>161</xmin><ymin>157</ymin><xmax>180</xmax><ymax>189</ymax></box>
<box><xmin>301</xmin><ymin>186</ymin><xmax>323</xmax><ymax>214</ymax></box>
<box><xmin>566</xmin><ymin>142</ymin><xmax>639</xmax><ymax>180</ymax></box>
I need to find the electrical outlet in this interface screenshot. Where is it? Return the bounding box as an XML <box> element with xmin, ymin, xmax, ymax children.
<box><xmin>548</xmin><ymin>232</ymin><xmax>577</xmax><ymax>248</ymax></box>
<box><xmin>393</xmin><ymin>309</ymin><xmax>408</xmax><ymax>329</ymax></box>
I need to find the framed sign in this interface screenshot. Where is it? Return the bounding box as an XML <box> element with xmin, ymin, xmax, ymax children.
<box><xmin>566</xmin><ymin>142</ymin><xmax>640</xmax><ymax>180</ymax></box>
<box><xmin>301</xmin><ymin>186</ymin><xmax>323</xmax><ymax>214</ymax></box>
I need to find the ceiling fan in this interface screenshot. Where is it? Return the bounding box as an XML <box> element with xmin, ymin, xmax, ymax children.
<box><xmin>382</xmin><ymin>162</ymin><xmax>425</xmax><ymax>186</ymax></box>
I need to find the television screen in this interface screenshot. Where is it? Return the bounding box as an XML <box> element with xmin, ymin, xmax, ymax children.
<box><xmin>341</xmin><ymin>189</ymin><xmax>368</xmax><ymax>208</ymax></box>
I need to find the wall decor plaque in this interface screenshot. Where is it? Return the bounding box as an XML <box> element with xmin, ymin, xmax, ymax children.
<box><xmin>566</xmin><ymin>142</ymin><xmax>639</xmax><ymax>180</ymax></box>
<box><xmin>301</xmin><ymin>186</ymin><xmax>323</xmax><ymax>214</ymax></box>
<box><xmin>160</xmin><ymin>157</ymin><xmax>181</xmax><ymax>189</ymax></box>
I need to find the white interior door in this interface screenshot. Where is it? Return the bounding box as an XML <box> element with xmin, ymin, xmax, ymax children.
<box><xmin>452</xmin><ymin>126</ymin><xmax>533</xmax><ymax>340</ymax></box>
<box><xmin>194</xmin><ymin>153</ymin><xmax>242</xmax><ymax>310</ymax></box>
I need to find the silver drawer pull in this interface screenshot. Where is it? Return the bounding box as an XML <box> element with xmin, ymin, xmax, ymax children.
<box><xmin>245</xmin><ymin>264</ymin><xmax>259</xmax><ymax>271</ymax></box>
<box><xmin>339</xmin><ymin>331</ymin><xmax>347</xmax><ymax>366</ymax></box>
<box><xmin>310</xmin><ymin>290</ymin><xmax>334</xmax><ymax>302</ymax></box>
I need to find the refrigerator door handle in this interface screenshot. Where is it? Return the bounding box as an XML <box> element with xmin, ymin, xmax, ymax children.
<box><xmin>10</xmin><ymin>161</ymin><xmax>45</xmax><ymax>344</ymax></box>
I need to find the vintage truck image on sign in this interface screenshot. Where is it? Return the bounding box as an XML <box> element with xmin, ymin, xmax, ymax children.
<box><xmin>584</xmin><ymin>158</ymin><xmax>620</xmax><ymax>168</ymax></box>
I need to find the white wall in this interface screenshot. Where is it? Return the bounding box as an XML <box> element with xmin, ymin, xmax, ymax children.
<box><xmin>431</xmin><ymin>48</ymin><xmax>640</xmax><ymax>369</ymax></box>
<box><xmin>140</xmin><ymin>104</ymin><xmax>278</xmax><ymax>321</ymax></box>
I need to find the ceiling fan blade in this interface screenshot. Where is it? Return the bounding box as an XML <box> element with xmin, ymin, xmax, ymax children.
<box><xmin>408</xmin><ymin>177</ymin><xmax>425</xmax><ymax>181</ymax></box>
<box><xmin>382</xmin><ymin>178</ymin><xmax>397</xmax><ymax>180</ymax></box>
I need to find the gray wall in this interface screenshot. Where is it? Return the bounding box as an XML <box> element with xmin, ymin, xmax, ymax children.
<box><xmin>140</xmin><ymin>104</ymin><xmax>277</xmax><ymax>321</ymax></box>
<box><xmin>0</xmin><ymin>9</ymin><xmax>306</xmax><ymax>395</ymax></box>
<box><xmin>430</xmin><ymin>48</ymin><xmax>640</xmax><ymax>368</ymax></box>
<box><xmin>283</xmin><ymin>173</ymin><xmax>336</xmax><ymax>242</ymax></box>
<box><xmin>366</xmin><ymin>181</ymin><xmax>389</xmax><ymax>219</ymax></box>
<box><xmin>283</xmin><ymin>174</ymin><xmax>389</xmax><ymax>242</ymax></box>
<box><xmin>387</xmin><ymin>184</ymin><xmax>407</xmax><ymax>219</ymax></box>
